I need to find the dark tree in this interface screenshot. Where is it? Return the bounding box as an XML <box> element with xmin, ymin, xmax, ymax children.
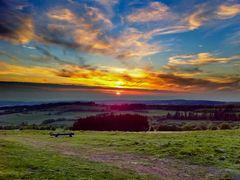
<box><xmin>72</xmin><ymin>114</ymin><xmax>149</xmax><ymax>131</ymax></box>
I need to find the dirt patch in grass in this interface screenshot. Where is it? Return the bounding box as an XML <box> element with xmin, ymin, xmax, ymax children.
<box><xmin>3</xmin><ymin>136</ymin><xmax>238</xmax><ymax>180</ymax></box>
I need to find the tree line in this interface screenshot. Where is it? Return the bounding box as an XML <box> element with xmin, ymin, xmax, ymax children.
<box><xmin>166</xmin><ymin>109</ymin><xmax>240</xmax><ymax>121</ymax></box>
<box><xmin>72</xmin><ymin>114</ymin><xmax>149</xmax><ymax>131</ymax></box>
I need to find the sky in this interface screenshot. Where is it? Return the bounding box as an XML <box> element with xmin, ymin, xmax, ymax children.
<box><xmin>0</xmin><ymin>0</ymin><xmax>240</xmax><ymax>101</ymax></box>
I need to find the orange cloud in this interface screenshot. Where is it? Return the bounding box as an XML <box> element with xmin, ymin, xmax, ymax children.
<box><xmin>127</xmin><ymin>2</ymin><xmax>173</xmax><ymax>23</ymax></box>
<box><xmin>187</xmin><ymin>5</ymin><xmax>207</xmax><ymax>30</ymax></box>
<box><xmin>162</xmin><ymin>53</ymin><xmax>240</xmax><ymax>91</ymax></box>
<box><xmin>216</xmin><ymin>3</ymin><xmax>240</xmax><ymax>19</ymax></box>
<box><xmin>48</xmin><ymin>7</ymin><xmax>113</xmax><ymax>28</ymax></box>
<box><xmin>0</xmin><ymin>61</ymin><xmax>57</xmax><ymax>83</ymax></box>
<box><xmin>168</xmin><ymin>53</ymin><xmax>240</xmax><ymax>66</ymax></box>
<box><xmin>46</xmin><ymin>8</ymin><xmax>161</xmax><ymax>60</ymax></box>
<box><xmin>47</xmin><ymin>8</ymin><xmax>76</xmax><ymax>21</ymax></box>
<box><xmin>187</xmin><ymin>2</ymin><xmax>240</xmax><ymax>30</ymax></box>
<box><xmin>109</xmin><ymin>28</ymin><xmax>161</xmax><ymax>59</ymax></box>
<box><xmin>0</xmin><ymin>60</ymin><xmax>239</xmax><ymax>93</ymax></box>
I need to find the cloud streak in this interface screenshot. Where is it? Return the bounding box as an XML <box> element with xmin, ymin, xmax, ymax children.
<box><xmin>127</xmin><ymin>1</ymin><xmax>240</xmax><ymax>36</ymax></box>
<box><xmin>127</xmin><ymin>2</ymin><xmax>173</xmax><ymax>23</ymax></box>
<box><xmin>167</xmin><ymin>53</ymin><xmax>240</xmax><ymax>66</ymax></box>
<box><xmin>187</xmin><ymin>1</ymin><xmax>240</xmax><ymax>30</ymax></box>
<box><xmin>162</xmin><ymin>52</ymin><xmax>240</xmax><ymax>91</ymax></box>
<box><xmin>216</xmin><ymin>3</ymin><xmax>240</xmax><ymax>19</ymax></box>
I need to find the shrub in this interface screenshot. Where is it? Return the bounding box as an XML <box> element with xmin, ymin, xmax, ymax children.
<box><xmin>208</xmin><ymin>124</ymin><xmax>218</xmax><ymax>130</ymax></box>
<box><xmin>157</xmin><ymin>124</ymin><xmax>181</xmax><ymax>131</ymax></box>
<box><xmin>182</xmin><ymin>124</ymin><xmax>194</xmax><ymax>131</ymax></box>
<box><xmin>219</xmin><ymin>123</ymin><xmax>232</xmax><ymax>130</ymax></box>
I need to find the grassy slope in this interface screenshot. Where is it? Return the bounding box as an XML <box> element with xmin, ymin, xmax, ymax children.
<box><xmin>0</xmin><ymin>139</ymin><xmax>153</xmax><ymax>180</ymax></box>
<box><xmin>1</xmin><ymin>130</ymin><xmax>240</xmax><ymax>171</ymax></box>
<box><xmin>0</xmin><ymin>111</ymin><xmax>102</xmax><ymax>126</ymax></box>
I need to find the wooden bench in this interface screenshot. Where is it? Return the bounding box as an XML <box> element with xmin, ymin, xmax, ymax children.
<box><xmin>50</xmin><ymin>132</ymin><xmax>74</xmax><ymax>137</ymax></box>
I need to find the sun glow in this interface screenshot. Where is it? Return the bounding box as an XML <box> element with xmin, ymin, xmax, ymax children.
<box><xmin>115</xmin><ymin>80</ymin><xmax>124</xmax><ymax>88</ymax></box>
<box><xmin>116</xmin><ymin>91</ymin><xmax>121</xmax><ymax>96</ymax></box>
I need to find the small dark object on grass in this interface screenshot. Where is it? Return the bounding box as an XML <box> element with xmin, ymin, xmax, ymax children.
<box><xmin>235</xmin><ymin>159</ymin><xmax>240</xmax><ymax>164</ymax></box>
<box><xmin>219</xmin><ymin>156</ymin><xmax>226</xmax><ymax>161</ymax></box>
<box><xmin>49</xmin><ymin>132</ymin><xmax>74</xmax><ymax>137</ymax></box>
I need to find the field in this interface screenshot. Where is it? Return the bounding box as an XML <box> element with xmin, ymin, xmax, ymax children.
<box><xmin>1</xmin><ymin>130</ymin><xmax>240</xmax><ymax>179</ymax></box>
<box><xmin>0</xmin><ymin>102</ymin><xmax>175</xmax><ymax>127</ymax></box>
<box><xmin>1</xmin><ymin>102</ymin><xmax>240</xmax><ymax>131</ymax></box>
<box><xmin>0</xmin><ymin>109</ymin><xmax>171</xmax><ymax>127</ymax></box>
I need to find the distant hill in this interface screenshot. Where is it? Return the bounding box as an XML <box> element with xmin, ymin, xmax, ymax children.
<box><xmin>0</xmin><ymin>101</ymin><xmax>43</xmax><ymax>107</ymax></box>
<box><xmin>0</xmin><ymin>101</ymin><xmax>94</xmax><ymax>108</ymax></box>
<box><xmin>1</xmin><ymin>99</ymin><xmax>239</xmax><ymax>108</ymax></box>
<box><xmin>96</xmin><ymin>99</ymin><xmax>230</xmax><ymax>105</ymax></box>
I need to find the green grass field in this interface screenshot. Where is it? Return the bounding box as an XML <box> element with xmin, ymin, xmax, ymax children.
<box><xmin>0</xmin><ymin>130</ymin><xmax>240</xmax><ymax>179</ymax></box>
<box><xmin>0</xmin><ymin>105</ymin><xmax>174</xmax><ymax>127</ymax></box>
<box><xmin>0</xmin><ymin>111</ymin><xmax>103</xmax><ymax>126</ymax></box>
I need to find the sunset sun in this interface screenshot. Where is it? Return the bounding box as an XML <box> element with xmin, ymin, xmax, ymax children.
<box><xmin>116</xmin><ymin>91</ymin><xmax>121</xmax><ymax>96</ymax></box>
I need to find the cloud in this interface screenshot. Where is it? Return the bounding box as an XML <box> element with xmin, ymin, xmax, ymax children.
<box><xmin>126</xmin><ymin>1</ymin><xmax>239</xmax><ymax>38</ymax></box>
<box><xmin>22</xmin><ymin>45</ymin><xmax>36</xmax><ymax>50</ymax></box>
<box><xmin>45</xmin><ymin>9</ymin><xmax>162</xmax><ymax>60</ymax></box>
<box><xmin>48</xmin><ymin>6</ymin><xmax>113</xmax><ymax>28</ymax></box>
<box><xmin>164</xmin><ymin>65</ymin><xmax>202</xmax><ymax>75</ymax></box>
<box><xmin>216</xmin><ymin>3</ymin><xmax>240</xmax><ymax>19</ymax></box>
<box><xmin>0</xmin><ymin>61</ymin><xmax>56</xmax><ymax>84</ymax></box>
<box><xmin>0</xmin><ymin>1</ymin><xmax>217</xmax><ymax>62</ymax></box>
<box><xmin>1</xmin><ymin>0</ymin><xmax>239</xmax><ymax>65</ymax></box>
<box><xmin>45</xmin><ymin>8</ymin><xmax>114</xmax><ymax>56</ymax></box>
<box><xmin>54</xmin><ymin>62</ymin><xmax>240</xmax><ymax>92</ymax></box>
<box><xmin>126</xmin><ymin>1</ymin><xmax>238</xmax><ymax>34</ymax></box>
<box><xmin>47</xmin><ymin>8</ymin><xmax>76</xmax><ymax>22</ymax></box>
<box><xmin>157</xmin><ymin>73</ymin><xmax>240</xmax><ymax>91</ymax></box>
<box><xmin>87</xmin><ymin>7</ymin><xmax>113</xmax><ymax>28</ymax></box>
<box><xmin>0</xmin><ymin>61</ymin><xmax>101</xmax><ymax>85</ymax></box>
<box><xmin>187</xmin><ymin>2</ymin><xmax>240</xmax><ymax>30</ymax></box>
<box><xmin>161</xmin><ymin>52</ymin><xmax>240</xmax><ymax>91</ymax></box>
<box><xmin>109</xmin><ymin>28</ymin><xmax>161</xmax><ymax>59</ymax></box>
<box><xmin>125</xmin><ymin>1</ymin><xmax>240</xmax><ymax>38</ymax></box>
<box><xmin>1</xmin><ymin>59</ymin><xmax>240</xmax><ymax>93</ymax></box>
<box><xmin>186</xmin><ymin>4</ymin><xmax>209</xmax><ymax>30</ymax></box>
<box><xmin>167</xmin><ymin>53</ymin><xmax>240</xmax><ymax>66</ymax></box>
<box><xmin>127</xmin><ymin>2</ymin><xmax>173</xmax><ymax>23</ymax></box>
<box><xmin>0</xmin><ymin>0</ymin><xmax>34</xmax><ymax>44</ymax></box>
<box><xmin>0</xmin><ymin>2</ymin><xmax>117</xmax><ymax>58</ymax></box>
<box><xmin>144</xmin><ymin>25</ymin><xmax>190</xmax><ymax>37</ymax></box>
<box><xmin>54</xmin><ymin>65</ymin><xmax>151</xmax><ymax>89</ymax></box>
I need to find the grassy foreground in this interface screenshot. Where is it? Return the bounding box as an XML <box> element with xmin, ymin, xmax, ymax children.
<box><xmin>0</xmin><ymin>139</ymin><xmax>151</xmax><ymax>180</ymax></box>
<box><xmin>0</xmin><ymin>130</ymin><xmax>240</xmax><ymax>179</ymax></box>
